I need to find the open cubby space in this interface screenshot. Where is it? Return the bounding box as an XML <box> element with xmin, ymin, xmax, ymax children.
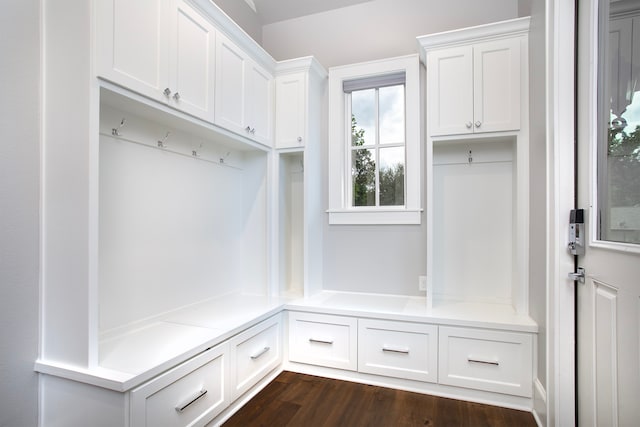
<box><xmin>431</xmin><ymin>137</ymin><xmax>521</xmax><ymax>311</ymax></box>
<box><xmin>277</xmin><ymin>151</ymin><xmax>305</xmax><ymax>298</ymax></box>
<box><xmin>97</xmin><ymin>93</ymin><xmax>271</xmax><ymax>374</ymax></box>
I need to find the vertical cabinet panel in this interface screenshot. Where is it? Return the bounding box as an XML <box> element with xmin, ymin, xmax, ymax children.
<box><xmin>275</xmin><ymin>73</ymin><xmax>306</xmax><ymax>148</ymax></box>
<box><xmin>96</xmin><ymin>0</ymin><xmax>169</xmax><ymax>102</ymax></box>
<box><xmin>215</xmin><ymin>34</ymin><xmax>246</xmax><ymax>133</ymax></box>
<box><xmin>473</xmin><ymin>38</ymin><xmax>520</xmax><ymax>133</ymax></box>
<box><xmin>246</xmin><ymin>63</ymin><xmax>274</xmax><ymax>146</ymax></box>
<box><xmin>170</xmin><ymin>1</ymin><xmax>216</xmax><ymax>122</ymax></box>
<box><xmin>427</xmin><ymin>46</ymin><xmax>474</xmax><ymax>136</ymax></box>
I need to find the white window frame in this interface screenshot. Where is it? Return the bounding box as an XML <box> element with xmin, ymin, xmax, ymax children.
<box><xmin>328</xmin><ymin>55</ymin><xmax>422</xmax><ymax>225</ymax></box>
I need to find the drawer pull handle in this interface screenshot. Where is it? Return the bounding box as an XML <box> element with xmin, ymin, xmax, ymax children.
<box><xmin>251</xmin><ymin>346</ymin><xmax>271</xmax><ymax>360</ymax></box>
<box><xmin>468</xmin><ymin>357</ymin><xmax>500</xmax><ymax>366</ymax></box>
<box><xmin>175</xmin><ymin>388</ymin><xmax>207</xmax><ymax>413</ymax></box>
<box><xmin>309</xmin><ymin>338</ymin><xmax>334</xmax><ymax>345</ymax></box>
<box><xmin>382</xmin><ymin>346</ymin><xmax>410</xmax><ymax>354</ymax></box>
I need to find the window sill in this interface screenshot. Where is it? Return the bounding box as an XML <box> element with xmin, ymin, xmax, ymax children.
<box><xmin>327</xmin><ymin>209</ymin><xmax>422</xmax><ymax>225</ymax></box>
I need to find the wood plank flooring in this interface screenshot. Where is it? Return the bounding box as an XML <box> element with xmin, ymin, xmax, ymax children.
<box><xmin>223</xmin><ymin>371</ymin><xmax>538</xmax><ymax>427</ymax></box>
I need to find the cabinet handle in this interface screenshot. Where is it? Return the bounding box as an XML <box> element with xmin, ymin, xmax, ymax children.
<box><xmin>173</xmin><ymin>92</ymin><xmax>180</xmax><ymax>101</ymax></box>
<box><xmin>382</xmin><ymin>346</ymin><xmax>410</xmax><ymax>354</ymax></box>
<box><xmin>474</xmin><ymin>121</ymin><xmax>482</xmax><ymax>128</ymax></box>
<box><xmin>309</xmin><ymin>338</ymin><xmax>333</xmax><ymax>345</ymax></box>
<box><xmin>297</xmin><ymin>136</ymin><xmax>303</xmax><ymax>143</ymax></box>
<box><xmin>175</xmin><ymin>388</ymin><xmax>208</xmax><ymax>413</ymax></box>
<box><xmin>163</xmin><ymin>88</ymin><xmax>172</xmax><ymax>97</ymax></box>
<box><xmin>250</xmin><ymin>128</ymin><xmax>256</xmax><ymax>134</ymax></box>
<box><xmin>245</xmin><ymin>126</ymin><xmax>251</xmax><ymax>133</ymax></box>
<box><xmin>465</xmin><ymin>121</ymin><xmax>472</xmax><ymax>129</ymax></box>
<box><xmin>467</xmin><ymin>357</ymin><xmax>499</xmax><ymax>366</ymax></box>
<box><xmin>250</xmin><ymin>346</ymin><xmax>271</xmax><ymax>360</ymax></box>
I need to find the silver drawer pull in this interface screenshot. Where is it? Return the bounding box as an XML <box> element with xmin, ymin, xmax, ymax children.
<box><xmin>175</xmin><ymin>388</ymin><xmax>207</xmax><ymax>413</ymax></box>
<box><xmin>250</xmin><ymin>346</ymin><xmax>271</xmax><ymax>360</ymax></box>
<box><xmin>309</xmin><ymin>338</ymin><xmax>333</xmax><ymax>345</ymax></box>
<box><xmin>467</xmin><ymin>357</ymin><xmax>499</xmax><ymax>366</ymax></box>
<box><xmin>382</xmin><ymin>346</ymin><xmax>410</xmax><ymax>354</ymax></box>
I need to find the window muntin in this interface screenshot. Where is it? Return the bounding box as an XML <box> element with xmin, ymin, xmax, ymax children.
<box><xmin>349</xmin><ymin>83</ymin><xmax>406</xmax><ymax>207</ymax></box>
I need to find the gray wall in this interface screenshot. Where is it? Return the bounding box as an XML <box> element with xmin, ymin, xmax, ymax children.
<box><xmin>0</xmin><ymin>0</ymin><xmax>41</xmax><ymax>426</ymax></box>
<box><xmin>262</xmin><ymin>0</ymin><xmax>521</xmax><ymax>68</ymax></box>
<box><xmin>262</xmin><ymin>0</ymin><xmax>523</xmax><ymax>296</ymax></box>
<box><xmin>213</xmin><ymin>0</ymin><xmax>263</xmax><ymax>44</ymax></box>
<box><xmin>527</xmin><ymin>0</ymin><xmax>548</xmax><ymax>390</ymax></box>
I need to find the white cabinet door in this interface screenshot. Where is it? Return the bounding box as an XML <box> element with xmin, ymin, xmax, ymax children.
<box><xmin>96</xmin><ymin>0</ymin><xmax>169</xmax><ymax>102</ymax></box>
<box><xmin>228</xmin><ymin>315</ymin><xmax>282</xmax><ymax>400</ymax></box>
<box><xmin>130</xmin><ymin>342</ymin><xmax>229</xmax><ymax>427</ymax></box>
<box><xmin>473</xmin><ymin>38</ymin><xmax>521</xmax><ymax>133</ymax></box>
<box><xmin>427</xmin><ymin>38</ymin><xmax>521</xmax><ymax>136</ymax></box>
<box><xmin>246</xmin><ymin>61</ymin><xmax>274</xmax><ymax>146</ymax></box>
<box><xmin>275</xmin><ymin>72</ymin><xmax>306</xmax><ymax>149</ymax></box>
<box><xmin>215</xmin><ymin>33</ymin><xmax>273</xmax><ymax>146</ymax></box>
<box><xmin>358</xmin><ymin>319</ymin><xmax>438</xmax><ymax>383</ymax></box>
<box><xmin>427</xmin><ymin>45</ymin><xmax>473</xmax><ymax>136</ymax></box>
<box><xmin>288</xmin><ymin>311</ymin><xmax>357</xmax><ymax>371</ymax></box>
<box><xmin>169</xmin><ymin>0</ymin><xmax>216</xmax><ymax>122</ymax></box>
<box><xmin>215</xmin><ymin>33</ymin><xmax>247</xmax><ymax>135</ymax></box>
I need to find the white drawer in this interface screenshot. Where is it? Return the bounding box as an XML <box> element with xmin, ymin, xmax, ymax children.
<box><xmin>439</xmin><ymin>326</ymin><xmax>533</xmax><ymax>397</ymax></box>
<box><xmin>288</xmin><ymin>311</ymin><xmax>357</xmax><ymax>371</ymax></box>
<box><xmin>229</xmin><ymin>314</ymin><xmax>282</xmax><ymax>399</ymax></box>
<box><xmin>130</xmin><ymin>342</ymin><xmax>229</xmax><ymax>427</ymax></box>
<box><xmin>358</xmin><ymin>319</ymin><xmax>438</xmax><ymax>383</ymax></box>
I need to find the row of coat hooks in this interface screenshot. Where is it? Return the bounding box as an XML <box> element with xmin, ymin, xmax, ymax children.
<box><xmin>110</xmin><ymin>117</ymin><xmax>233</xmax><ymax>166</ymax></box>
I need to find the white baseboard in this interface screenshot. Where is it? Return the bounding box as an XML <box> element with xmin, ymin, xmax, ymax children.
<box><xmin>532</xmin><ymin>378</ymin><xmax>547</xmax><ymax>427</ymax></box>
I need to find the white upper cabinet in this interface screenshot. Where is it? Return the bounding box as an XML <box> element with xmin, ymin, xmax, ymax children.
<box><xmin>275</xmin><ymin>72</ymin><xmax>306</xmax><ymax>149</ymax></box>
<box><xmin>96</xmin><ymin>0</ymin><xmax>216</xmax><ymax>122</ymax></box>
<box><xmin>425</xmin><ymin>29</ymin><xmax>522</xmax><ymax>136</ymax></box>
<box><xmin>215</xmin><ymin>32</ymin><xmax>274</xmax><ymax>146</ymax></box>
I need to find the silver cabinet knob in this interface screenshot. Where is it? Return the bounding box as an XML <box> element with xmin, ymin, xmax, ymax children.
<box><xmin>297</xmin><ymin>136</ymin><xmax>303</xmax><ymax>143</ymax></box>
<box><xmin>475</xmin><ymin>121</ymin><xmax>481</xmax><ymax>128</ymax></box>
<box><xmin>173</xmin><ymin>92</ymin><xmax>180</xmax><ymax>101</ymax></box>
<box><xmin>465</xmin><ymin>122</ymin><xmax>472</xmax><ymax>129</ymax></box>
<box><xmin>250</xmin><ymin>128</ymin><xmax>256</xmax><ymax>134</ymax></box>
<box><xmin>163</xmin><ymin>88</ymin><xmax>171</xmax><ymax>97</ymax></box>
<box><xmin>245</xmin><ymin>126</ymin><xmax>251</xmax><ymax>133</ymax></box>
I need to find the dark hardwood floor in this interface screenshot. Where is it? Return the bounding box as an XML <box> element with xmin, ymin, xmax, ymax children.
<box><xmin>223</xmin><ymin>371</ymin><xmax>538</xmax><ymax>427</ymax></box>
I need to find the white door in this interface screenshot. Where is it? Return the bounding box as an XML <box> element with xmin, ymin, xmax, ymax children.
<box><xmin>577</xmin><ymin>1</ymin><xmax>640</xmax><ymax>426</ymax></box>
<box><xmin>215</xmin><ymin>33</ymin><xmax>247</xmax><ymax>135</ymax></box>
<box><xmin>245</xmin><ymin>61</ymin><xmax>273</xmax><ymax>146</ymax></box>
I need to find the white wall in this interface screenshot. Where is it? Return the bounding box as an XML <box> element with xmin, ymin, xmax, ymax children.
<box><xmin>0</xmin><ymin>0</ymin><xmax>40</xmax><ymax>426</ymax></box>
<box><xmin>263</xmin><ymin>0</ymin><xmax>521</xmax><ymax>68</ymax></box>
<box><xmin>262</xmin><ymin>0</ymin><xmax>524</xmax><ymax>296</ymax></box>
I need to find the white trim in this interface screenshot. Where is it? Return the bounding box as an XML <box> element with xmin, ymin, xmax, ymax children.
<box><xmin>533</xmin><ymin>378</ymin><xmax>547</xmax><ymax>427</ymax></box>
<box><xmin>546</xmin><ymin>0</ymin><xmax>576</xmax><ymax>426</ymax></box>
<box><xmin>327</xmin><ymin>209</ymin><xmax>422</xmax><ymax>225</ymax></box>
<box><xmin>417</xmin><ymin>17</ymin><xmax>531</xmax><ymax>63</ymax></box>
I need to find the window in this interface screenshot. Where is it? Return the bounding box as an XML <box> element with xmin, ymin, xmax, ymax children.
<box><xmin>347</xmin><ymin>75</ymin><xmax>405</xmax><ymax>207</ymax></box>
<box><xmin>328</xmin><ymin>55</ymin><xmax>421</xmax><ymax>224</ymax></box>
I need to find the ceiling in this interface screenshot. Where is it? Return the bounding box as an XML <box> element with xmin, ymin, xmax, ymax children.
<box><xmin>245</xmin><ymin>0</ymin><xmax>375</xmax><ymax>25</ymax></box>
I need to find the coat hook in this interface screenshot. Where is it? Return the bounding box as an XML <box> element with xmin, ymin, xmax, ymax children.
<box><xmin>468</xmin><ymin>150</ymin><xmax>473</xmax><ymax>164</ymax></box>
<box><xmin>220</xmin><ymin>151</ymin><xmax>231</xmax><ymax>164</ymax></box>
<box><xmin>157</xmin><ymin>131</ymin><xmax>171</xmax><ymax>148</ymax></box>
<box><xmin>192</xmin><ymin>142</ymin><xmax>203</xmax><ymax>158</ymax></box>
<box><xmin>112</xmin><ymin>118</ymin><xmax>126</xmax><ymax>136</ymax></box>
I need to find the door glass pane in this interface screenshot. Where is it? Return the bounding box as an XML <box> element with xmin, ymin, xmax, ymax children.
<box><xmin>351</xmin><ymin>89</ymin><xmax>375</xmax><ymax>146</ymax></box>
<box><xmin>379</xmin><ymin>85</ymin><xmax>405</xmax><ymax>144</ymax></box>
<box><xmin>379</xmin><ymin>147</ymin><xmax>405</xmax><ymax>206</ymax></box>
<box><xmin>599</xmin><ymin>0</ymin><xmax>640</xmax><ymax>244</ymax></box>
<box><xmin>352</xmin><ymin>148</ymin><xmax>376</xmax><ymax>206</ymax></box>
